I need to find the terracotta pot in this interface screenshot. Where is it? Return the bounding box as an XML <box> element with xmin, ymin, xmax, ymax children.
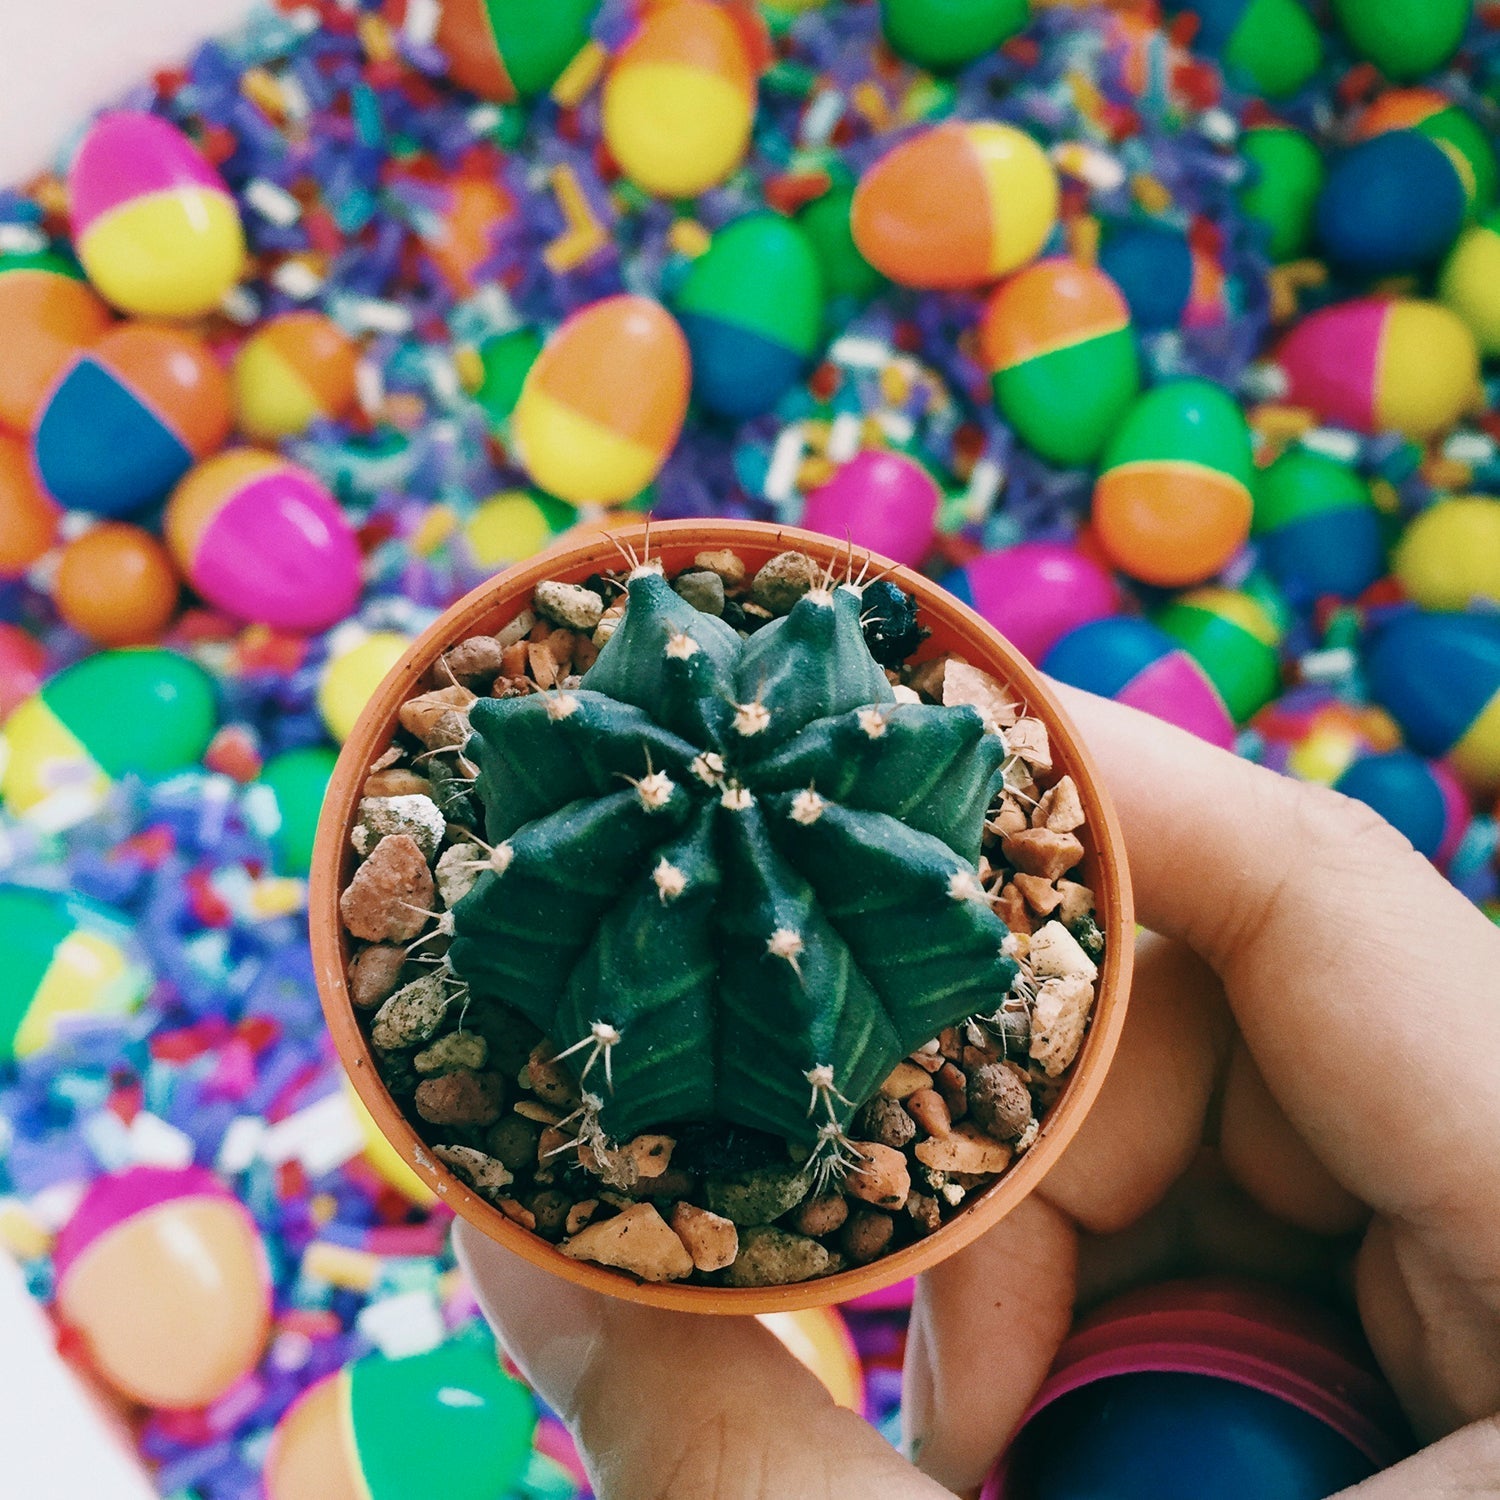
<box><xmin>311</xmin><ymin>519</ymin><xmax>1135</xmax><ymax>1313</ymax></box>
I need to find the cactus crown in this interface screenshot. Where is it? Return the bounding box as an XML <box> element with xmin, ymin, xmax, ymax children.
<box><xmin>449</xmin><ymin>559</ymin><xmax>1018</xmax><ymax>1176</ymax></box>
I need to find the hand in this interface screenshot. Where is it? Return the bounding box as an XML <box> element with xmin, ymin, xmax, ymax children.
<box><xmin>456</xmin><ymin>686</ymin><xmax>1500</xmax><ymax>1498</ymax></box>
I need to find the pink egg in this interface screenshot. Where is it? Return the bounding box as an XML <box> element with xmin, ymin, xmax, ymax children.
<box><xmin>0</xmin><ymin>624</ymin><xmax>46</xmax><ymax>718</ymax></box>
<box><xmin>800</xmin><ymin>449</ymin><xmax>940</xmax><ymax>567</ymax></box>
<box><xmin>943</xmin><ymin>541</ymin><xmax>1122</xmax><ymax>663</ymax></box>
<box><xmin>164</xmin><ymin>450</ymin><xmax>362</xmax><ymax>632</ymax></box>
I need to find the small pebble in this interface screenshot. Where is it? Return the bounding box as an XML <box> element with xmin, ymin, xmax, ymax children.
<box><xmin>441</xmin><ymin>635</ymin><xmax>507</xmax><ymax>688</ymax></box>
<box><xmin>968</xmin><ymin>1063</ymin><xmax>1033</xmax><ymax>1141</ymax></box>
<box><xmin>750</xmin><ymin>550</ymin><xmax>819</xmax><ymax>614</ymax></box>
<box><xmin>413</xmin><ymin>1068</ymin><xmax>504</xmax><ymax>1127</ymax></box>
<box><xmin>855</xmin><ymin>1093</ymin><xmax>917</xmax><ymax>1149</ymax></box>
<box><xmin>370</xmin><ymin>973</ymin><xmax>451</xmax><ymax>1051</ymax></box>
<box><xmin>789</xmin><ymin>1192</ymin><xmax>849</xmax><ymax>1238</ymax></box>
<box><xmin>339</xmin><ymin>833</ymin><xmax>435</xmax><ymax>941</ymax></box>
<box><xmin>942</xmin><ymin>660</ymin><xmax>1018</xmax><ymax>734</ymax></box>
<box><xmin>1035</xmin><ymin>776</ymin><xmax>1086</xmax><ymax>833</ymax></box>
<box><xmin>534</xmin><ymin>579</ymin><xmax>604</xmax><ymax>631</ymax></box>
<box><xmin>560</xmin><ymin>1202</ymin><xmax>694</xmax><ymax>1282</ymax></box>
<box><xmin>1029</xmin><ymin>975</ymin><xmax>1095</xmax><ymax>1077</ymax></box>
<box><xmin>846</xmin><ymin>1141</ymin><xmax>910</xmax><ymax>1210</ymax></box>
<box><xmin>670</xmin><ymin>1202</ymin><xmax>739</xmax><ymax>1272</ymax></box>
<box><xmin>529</xmin><ymin>1188</ymin><xmax>572</xmax><ymax>1241</ymax></box>
<box><xmin>1005</xmin><ymin>719</ymin><xmax>1053</xmax><ymax>773</ymax></box>
<box><xmin>841</xmin><ymin>1207</ymin><xmax>894</xmax><ymax>1265</ymax></box>
<box><xmin>906</xmin><ymin>1192</ymin><xmax>942</xmax><ymax>1234</ymax></box>
<box><xmin>1002</xmin><ymin>828</ymin><xmax>1084</xmax><ymax>882</ymax></box>
<box><xmin>905</xmin><ymin>1088</ymin><xmax>951</xmax><ymax>1139</ymax></box>
<box><xmin>1013</xmin><ymin>872</ymin><xmax>1063</xmax><ymax>915</ymax></box>
<box><xmin>705</xmin><ymin>1163</ymin><xmax>811</xmax><ymax>1226</ymax></box>
<box><xmin>413</xmin><ymin>1030</ymin><xmax>487</xmax><ymax>1076</ymax></box>
<box><xmin>484</xmin><ymin>1115</ymin><xmax>540</xmax><ymax>1172</ymax></box>
<box><xmin>352</xmin><ymin>794</ymin><xmax>446</xmax><ymax>861</ymax></box>
<box><xmin>364</xmin><ymin>767</ymin><xmax>433</xmax><ymax>798</ymax></box>
<box><xmin>1029</xmin><ymin>920</ymin><xmax>1100</xmax><ymax>983</ymax></box>
<box><xmin>693</xmin><ymin>549</ymin><xmax>747</xmax><ymax>589</ymax></box>
<box><xmin>914</xmin><ymin>1123</ymin><xmax>1014</xmax><ymax>1175</ymax></box>
<box><xmin>672</xmin><ymin>569</ymin><xmax>726</xmax><ymax>616</ymax></box>
<box><xmin>435</xmin><ymin>842</ymin><xmax>483</xmax><ymax>906</ymax></box>
<box><xmin>347</xmin><ymin>944</ymin><xmax>407</xmax><ymax>1009</ymax></box>
<box><xmin>1055</xmin><ymin>879</ymin><xmax>1095</xmax><ymax>926</ymax></box>
<box><xmin>398</xmin><ymin>685</ymin><xmax>477</xmax><ymax>747</ymax></box>
<box><xmin>566</xmin><ymin>1199</ymin><xmax>599</xmax><ymax>1236</ymax></box>
<box><xmin>879</xmin><ymin>1061</ymin><xmax>931</xmax><ymax>1099</ymax></box>
<box><xmin>720</xmin><ymin>1225</ymin><xmax>833</xmax><ymax>1287</ymax></box>
<box><xmin>432</xmin><ymin>1144</ymin><xmax>512</xmax><ymax>1197</ymax></box>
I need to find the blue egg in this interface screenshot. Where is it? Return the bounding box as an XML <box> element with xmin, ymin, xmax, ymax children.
<box><xmin>1316</xmin><ymin>132</ymin><xmax>1467</xmax><ymax>277</ymax></box>
<box><xmin>1334</xmin><ymin>751</ymin><xmax>1450</xmax><ymax>859</ymax></box>
<box><xmin>1098</xmin><ymin>223</ymin><xmax>1193</xmax><ymax>334</ymax></box>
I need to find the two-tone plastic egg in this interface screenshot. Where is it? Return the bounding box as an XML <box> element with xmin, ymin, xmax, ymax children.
<box><xmin>1091</xmin><ymin>379</ymin><xmax>1254</xmax><ymax>588</ymax></box>
<box><xmin>851</xmin><ymin>122</ymin><xmax>1059</xmax><ymax>289</ymax></box>
<box><xmin>1334</xmin><ymin>750</ymin><xmax>1468</xmax><ymax>864</ymax></box>
<box><xmin>1276</xmin><ymin>298</ymin><xmax>1478</xmax><ymax>442</ymax></box>
<box><xmin>53</xmin><ymin>1165</ymin><xmax>270</xmax><ymax>1409</ymax></box>
<box><xmin>1155</xmin><ymin>585</ymin><xmax>1285</xmax><ymax>725</ymax></box>
<box><xmin>263</xmin><ymin>1334</ymin><xmax>534</xmax><ymax>1500</ymax></box>
<box><xmin>232</xmin><ymin>312</ymin><xmax>360</xmax><ymax>442</ymax></box>
<box><xmin>799</xmin><ymin>449</ymin><xmax>941</xmax><ymax>568</ymax></box>
<box><xmin>463</xmin><ymin>489</ymin><xmax>575</xmax><ymax>570</ymax></box>
<box><xmin>979</xmin><ymin>258</ymin><xmax>1139</xmax><ymax>469</ymax></box>
<box><xmin>1252</xmin><ymin>449</ymin><xmax>1385</xmax><ymax>601</ymax></box>
<box><xmin>435</xmin><ymin>0</ymin><xmax>599</xmax><ymax>103</ymax></box>
<box><xmin>473</xmin><ymin>327</ymin><xmax>544</xmax><ymax>434</ymax></box>
<box><xmin>602</xmin><ymin>0</ymin><xmax>756</xmax><ymax>199</ymax></box>
<box><xmin>676</xmin><ymin>212</ymin><xmax>824</xmax><ymax>418</ymax></box>
<box><xmin>1440</xmin><ymin>211</ymin><xmax>1500</xmax><ymax>356</ymax></box>
<box><xmin>165</xmin><ymin>451</ymin><xmax>362</xmax><ymax>632</ymax></box>
<box><xmin>513</xmin><ymin>295</ymin><xmax>690</xmax><ymax>506</ymax></box>
<box><xmin>1393</xmin><ymin>495</ymin><xmax>1500</xmax><ymax>611</ymax></box>
<box><xmin>33</xmin><ymin>322</ymin><xmax>232</xmax><ymax>516</ymax></box>
<box><xmin>68</xmin><ymin>111</ymin><xmax>246</xmax><ymax>319</ymax></box>
<box><xmin>1</xmin><ymin>648</ymin><xmax>217</xmax><ymax>821</ymax></box>
<box><xmin>1042</xmin><ymin>617</ymin><xmax>1236</xmax><ymax>749</ymax></box>
<box><xmin>0</xmin><ymin>885</ymin><xmax>149</xmax><ymax>1065</ymax></box>
<box><xmin>0</xmin><ymin>250</ymin><xmax>112</xmax><ymax>432</ymax></box>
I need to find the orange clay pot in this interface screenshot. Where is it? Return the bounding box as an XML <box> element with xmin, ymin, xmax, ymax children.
<box><xmin>311</xmin><ymin>519</ymin><xmax>1135</xmax><ymax>1313</ymax></box>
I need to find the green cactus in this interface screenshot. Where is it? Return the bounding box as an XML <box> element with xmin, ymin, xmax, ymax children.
<box><xmin>448</xmin><ymin>565</ymin><xmax>1018</xmax><ymax>1171</ymax></box>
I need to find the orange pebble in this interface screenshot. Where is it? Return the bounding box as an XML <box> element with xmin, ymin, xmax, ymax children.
<box><xmin>54</xmin><ymin>524</ymin><xmax>180</xmax><ymax>644</ymax></box>
<box><xmin>0</xmin><ymin>434</ymin><xmax>60</xmax><ymax>577</ymax></box>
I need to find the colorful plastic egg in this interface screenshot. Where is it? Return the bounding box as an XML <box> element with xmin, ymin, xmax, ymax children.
<box><xmin>1</xmin><ymin>649</ymin><xmax>217</xmax><ymax>820</ymax></box>
<box><xmin>0</xmin><ymin>886</ymin><xmax>149</xmax><ymax>1064</ymax></box>
<box><xmin>1334</xmin><ymin>750</ymin><xmax>1467</xmax><ymax>863</ymax></box>
<box><xmin>1252</xmin><ymin>449</ymin><xmax>1384</xmax><ymax>601</ymax></box>
<box><xmin>942</xmin><ymin>540</ymin><xmax>1121</xmax><ymax>663</ymax></box>
<box><xmin>232</xmin><ymin>313</ymin><xmax>360</xmax><ymax>443</ymax></box>
<box><xmin>800</xmin><ymin>449</ymin><xmax>941</xmax><ymax>568</ymax></box>
<box><xmin>34</xmin><ymin>322</ymin><xmax>232</xmax><ymax>517</ymax></box>
<box><xmin>798</xmin><ymin>176</ymin><xmax>884</xmax><ymax>302</ymax></box>
<box><xmin>342</xmin><ymin>1074</ymin><xmax>436</xmax><ymax>1206</ymax></box>
<box><xmin>1315</xmin><ymin>131</ymin><xmax>1466</xmax><ymax>276</ymax></box>
<box><xmin>464</xmin><ymin>489</ymin><xmax>575</xmax><ymax>570</ymax></box>
<box><xmin>264</xmin><ymin>1334</ymin><xmax>534</xmax><ymax>1500</ymax></box>
<box><xmin>1092</xmin><ymin>380</ymin><xmax>1253</xmax><ymax>588</ymax></box>
<box><xmin>53</xmin><ymin>1166</ymin><xmax>270</xmax><ymax>1409</ymax></box>
<box><xmin>1354</xmin><ymin>91</ymin><xmax>1495</xmax><ymax>217</ymax></box>
<box><xmin>0</xmin><ymin>434</ymin><xmax>60</xmax><ymax>577</ymax></box>
<box><xmin>1238</xmin><ymin>126</ymin><xmax>1323</xmax><ymax>263</ymax></box>
<box><xmin>1097</xmin><ymin>221</ymin><xmax>1222</xmax><ymax>334</ymax></box>
<box><xmin>677</xmin><ymin>213</ymin><xmax>824</xmax><ymax>418</ymax></box>
<box><xmin>513</xmin><ymin>295</ymin><xmax>690</xmax><ymax>506</ymax></box>
<box><xmin>1254</xmin><ymin>689</ymin><xmax>1399</xmax><ymax>785</ymax></box>
<box><xmin>0</xmin><ymin>627</ymin><xmax>45</xmax><ymax>719</ymax></box>
<box><xmin>53</xmin><ymin>523</ymin><xmax>180</xmax><ymax>646</ymax></box>
<box><xmin>434</xmin><ymin>0</ymin><xmax>599</xmax><ymax>102</ymax></box>
<box><xmin>1042</xmin><ymin>617</ymin><xmax>1235</xmax><ymax>749</ymax></box>
<box><xmin>1440</xmin><ymin>212</ymin><xmax>1500</xmax><ymax>355</ymax></box>
<box><xmin>1276</xmin><ymin>298</ymin><xmax>1478</xmax><ymax>442</ymax></box>
<box><xmin>68</xmin><ymin>112</ymin><xmax>246</xmax><ymax>319</ymax></box>
<box><xmin>1366</xmin><ymin>610</ymin><xmax>1500</xmax><ymax>792</ymax></box>
<box><xmin>1394</xmin><ymin>495</ymin><xmax>1500</xmax><ymax>611</ymax></box>
<box><xmin>1168</xmin><ymin>0</ymin><xmax>1322</xmax><ymax>98</ymax></box>
<box><xmin>602</xmin><ymin>0</ymin><xmax>756</xmax><ymax>199</ymax></box>
<box><xmin>851</xmin><ymin>122</ymin><xmax>1059</xmax><ymax>290</ymax></box>
<box><xmin>879</xmin><ymin>0</ymin><xmax>1030</xmax><ymax>71</ymax></box>
<box><xmin>165</xmin><ymin>451</ymin><xmax>362</xmax><ymax>632</ymax></box>
<box><xmin>318</xmin><ymin>633</ymin><xmax>413</xmax><ymax>744</ymax></box>
<box><xmin>758</xmin><ymin>1307</ymin><xmax>864</xmax><ymax>1411</ymax></box>
<box><xmin>259</xmin><ymin>746</ymin><xmax>338</xmax><ymax>877</ymax></box>
<box><xmin>0</xmin><ymin>250</ymin><xmax>112</xmax><ymax>433</ymax></box>
<box><xmin>1155</xmin><ymin>586</ymin><xmax>1284</xmax><ymax>724</ymax></box>
<box><xmin>979</xmin><ymin>258</ymin><xmax>1138</xmax><ymax>468</ymax></box>
<box><xmin>1330</xmin><ymin>0</ymin><xmax>1471</xmax><ymax>84</ymax></box>
<box><xmin>474</xmin><ymin>328</ymin><xmax>544</xmax><ymax>433</ymax></box>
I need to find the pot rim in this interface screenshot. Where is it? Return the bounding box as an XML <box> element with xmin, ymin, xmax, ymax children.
<box><xmin>310</xmin><ymin>518</ymin><xmax>1135</xmax><ymax>1313</ymax></box>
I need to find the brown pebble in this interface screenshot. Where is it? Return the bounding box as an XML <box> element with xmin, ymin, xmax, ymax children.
<box><xmin>498</xmin><ymin>1199</ymin><xmax>537</xmax><ymax>1230</ymax></box>
<box><xmin>992</xmin><ymin>882</ymin><xmax>1033</xmax><ymax>936</ymax></box>
<box><xmin>935</xmin><ymin>1061</ymin><xmax>969</xmax><ymax>1122</ymax></box>
<box><xmin>485</xmin><ymin>1116</ymin><xmax>540</xmax><ymax>1173</ymax></box>
<box><xmin>990</xmin><ymin>796</ymin><xmax>1030</xmax><ymax>838</ymax></box>
<box><xmin>363</xmin><ymin>768</ymin><xmax>433</xmax><ymax>799</ymax></box>
<box><xmin>499</xmin><ymin>641</ymin><xmax>528</xmax><ymax>678</ymax></box>
<box><xmin>880</xmin><ymin>1061</ymin><xmax>931</xmax><ymax>1100</ymax></box>
<box><xmin>522</xmin><ymin>1042</ymin><xmax>582</xmax><ymax>1110</ymax></box>
<box><xmin>572</xmin><ymin>634</ymin><xmax>599</xmax><ymax>672</ymax></box>
<box><xmin>526</xmin><ymin>639</ymin><xmax>564</xmax><ymax>689</ymax></box>
<box><xmin>528</xmin><ymin>1188</ymin><xmax>572</xmax><ymax>1241</ymax></box>
<box><xmin>560</xmin><ymin>1202</ymin><xmax>694</xmax><ymax>1283</ymax></box>
<box><xmin>339</xmin><ymin>834</ymin><xmax>434</xmax><ymax>942</ymax></box>
<box><xmin>846</xmin><ymin>1141</ymin><xmax>911</xmax><ymax>1210</ymax></box>
<box><xmin>693</xmin><ymin>549</ymin><xmax>748</xmax><ymax>590</ymax></box>
<box><xmin>906</xmin><ymin>1192</ymin><xmax>941</xmax><ymax>1234</ymax></box>
<box><xmin>1002</xmin><ymin>827</ymin><xmax>1083</xmax><ymax>882</ymax></box>
<box><xmin>398</xmin><ymin>685</ymin><xmax>476</xmax><ymax>748</ymax></box>
<box><xmin>750</xmin><ymin>550</ymin><xmax>819</xmax><ymax>614</ymax></box>
<box><xmin>720</xmin><ymin>1225</ymin><xmax>832</xmax><ymax>1288</ymax></box>
<box><xmin>347</xmin><ymin>944</ymin><xmax>406</xmax><ymax>1009</ymax></box>
<box><xmin>536</xmin><ymin>1124</ymin><xmax>573</xmax><ymax>1166</ymax></box>
<box><xmin>841</xmin><ymin>1208</ymin><xmax>894</xmax><ymax>1265</ymax></box>
<box><xmin>910</xmin><ymin>1046</ymin><xmax>944</xmax><ymax>1075</ymax></box>
<box><xmin>968</xmin><ymin>1062</ymin><xmax>1033</xmax><ymax>1141</ymax></box>
<box><xmin>440</xmin><ymin>635</ymin><xmax>507</xmax><ymax>689</ymax></box>
<box><xmin>413</xmin><ymin>1069</ymin><xmax>504</xmax><ymax>1128</ymax></box>
<box><xmin>1006</xmin><ymin>718</ymin><xmax>1053</xmax><ymax>772</ymax></box>
<box><xmin>1035</xmin><ymin>775</ymin><xmax>1086</xmax><ymax>832</ymax></box>
<box><xmin>790</xmin><ymin>1193</ymin><xmax>849</xmax><ymax>1238</ymax></box>
<box><xmin>634</xmin><ymin>1167</ymin><xmax>695</xmax><ymax>1201</ymax></box>
<box><xmin>905</xmin><ymin>1088</ymin><xmax>952</xmax><ymax>1139</ymax></box>
<box><xmin>855</xmin><ymin>1094</ymin><xmax>917</xmax><ymax>1150</ymax></box>
<box><xmin>914</xmin><ymin>1123</ymin><xmax>1013</xmax><ymax>1175</ymax></box>
<box><xmin>432</xmin><ymin>1145</ymin><xmax>512</xmax><ymax>1198</ymax></box>
<box><xmin>565</xmin><ymin>1199</ymin><xmax>599</xmax><ymax>1236</ymax></box>
<box><xmin>1055</xmin><ymin>879</ymin><xmax>1096</xmax><ymax>927</ymax></box>
<box><xmin>670</xmin><ymin>1202</ymin><xmax>739</xmax><ymax>1272</ymax></box>
<box><xmin>1013</xmin><ymin>872</ymin><xmax>1064</xmax><ymax>916</ymax></box>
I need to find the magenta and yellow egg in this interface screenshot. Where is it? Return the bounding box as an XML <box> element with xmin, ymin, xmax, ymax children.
<box><xmin>53</xmin><ymin>1165</ymin><xmax>270</xmax><ymax>1409</ymax></box>
<box><xmin>165</xmin><ymin>451</ymin><xmax>362</xmax><ymax>633</ymax></box>
<box><xmin>1276</xmin><ymin>298</ymin><xmax>1478</xmax><ymax>442</ymax></box>
<box><xmin>851</xmin><ymin>122</ymin><xmax>1059</xmax><ymax>290</ymax></box>
<box><xmin>68</xmin><ymin>111</ymin><xmax>246</xmax><ymax>319</ymax></box>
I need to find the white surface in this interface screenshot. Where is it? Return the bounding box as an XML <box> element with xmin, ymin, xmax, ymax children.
<box><xmin>0</xmin><ymin>1252</ymin><xmax>157</xmax><ymax>1500</ymax></box>
<box><xmin>0</xmin><ymin>0</ymin><xmax>256</xmax><ymax>180</ymax></box>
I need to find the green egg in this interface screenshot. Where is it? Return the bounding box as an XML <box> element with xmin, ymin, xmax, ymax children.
<box><xmin>259</xmin><ymin>746</ymin><xmax>338</xmax><ymax>876</ymax></box>
<box><xmin>879</xmin><ymin>0</ymin><xmax>1030</xmax><ymax>71</ymax></box>
<box><xmin>475</xmin><ymin>327</ymin><xmax>544</xmax><ymax>432</ymax></box>
<box><xmin>1223</xmin><ymin>0</ymin><xmax>1323</xmax><ymax>98</ymax></box>
<box><xmin>1239</xmin><ymin>126</ymin><xmax>1324</xmax><ymax>262</ymax></box>
<box><xmin>1156</xmin><ymin>584</ymin><xmax>1285</xmax><ymax>723</ymax></box>
<box><xmin>798</xmin><ymin>179</ymin><xmax>885</xmax><ymax>303</ymax></box>
<box><xmin>1331</xmin><ymin>0</ymin><xmax>1471</xmax><ymax>81</ymax></box>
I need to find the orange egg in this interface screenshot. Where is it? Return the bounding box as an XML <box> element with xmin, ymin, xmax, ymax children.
<box><xmin>54</xmin><ymin>524</ymin><xmax>180</xmax><ymax>645</ymax></box>
<box><xmin>0</xmin><ymin>434</ymin><xmax>60</xmax><ymax>576</ymax></box>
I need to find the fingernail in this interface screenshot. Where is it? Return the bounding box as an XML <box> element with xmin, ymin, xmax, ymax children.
<box><xmin>452</xmin><ymin>1219</ymin><xmax>602</xmax><ymax>1416</ymax></box>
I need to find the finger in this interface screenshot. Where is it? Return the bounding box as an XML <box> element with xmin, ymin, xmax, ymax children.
<box><xmin>1219</xmin><ymin>1039</ymin><xmax>1368</xmax><ymax>1236</ymax></box>
<box><xmin>1052</xmin><ymin>684</ymin><xmax>1500</xmax><ymax>1245</ymax></box>
<box><xmin>903</xmin><ymin>1194</ymin><xmax>1076</xmax><ymax>1495</ymax></box>
<box><xmin>1038</xmin><ymin>931</ymin><xmax>1229</xmax><ymax>1234</ymax></box>
<box><xmin>453</xmin><ymin>1221</ymin><xmax>949</xmax><ymax>1500</ymax></box>
<box><xmin>1333</xmin><ymin>1416</ymin><xmax>1500</xmax><ymax>1497</ymax></box>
